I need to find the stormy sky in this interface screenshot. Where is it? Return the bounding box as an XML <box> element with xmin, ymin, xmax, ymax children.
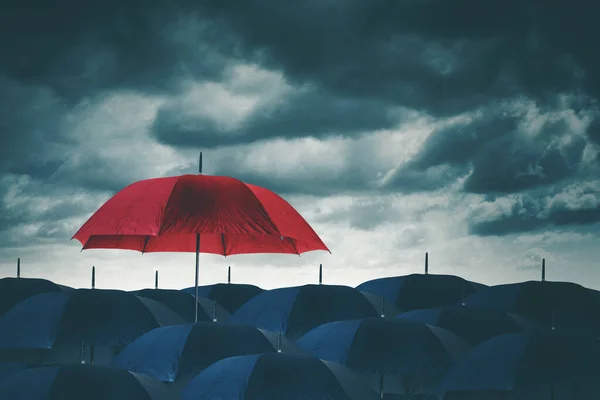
<box><xmin>1</xmin><ymin>0</ymin><xmax>599</xmax><ymax>290</ymax></box>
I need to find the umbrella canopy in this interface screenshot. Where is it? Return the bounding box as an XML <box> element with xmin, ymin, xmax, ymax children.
<box><xmin>0</xmin><ymin>289</ymin><xmax>185</xmax><ymax>365</ymax></box>
<box><xmin>0</xmin><ymin>362</ymin><xmax>28</xmax><ymax>381</ymax></box>
<box><xmin>297</xmin><ymin>318</ymin><xmax>470</xmax><ymax>397</ymax></box>
<box><xmin>359</xmin><ymin>291</ymin><xmax>402</xmax><ymax>318</ymax></box>
<box><xmin>439</xmin><ymin>332</ymin><xmax>600</xmax><ymax>399</ymax></box>
<box><xmin>72</xmin><ymin>172</ymin><xmax>329</xmax><ymax>322</ymax></box>
<box><xmin>356</xmin><ymin>274</ymin><xmax>486</xmax><ymax>312</ymax></box>
<box><xmin>73</xmin><ymin>174</ymin><xmax>329</xmax><ymax>254</ymax></box>
<box><xmin>463</xmin><ymin>281</ymin><xmax>600</xmax><ymax>334</ymax></box>
<box><xmin>112</xmin><ymin>322</ymin><xmax>304</xmax><ymax>387</ymax></box>
<box><xmin>133</xmin><ymin>289</ymin><xmax>230</xmax><ymax>323</ymax></box>
<box><xmin>228</xmin><ymin>284</ymin><xmax>379</xmax><ymax>340</ymax></box>
<box><xmin>182</xmin><ymin>353</ymin><xmax>379</xmax><ymax>400</ymax></box>
<box><xmin>181</xmin><ymin>283</ymin><xmax>264</xmax><ymax>314</ymax></box>
<box><xmin>0</xmin><ymin>277</ymin><xmax>72</xmax><ymax>316</ymax></box>
<box><xmin>398</xmin><ymin>306</ymin><xmax>540</xmax><ymax>345</ymax></box>
<box><xmin>0</xmin><ymin>364</ymin><xmax>174</xmax><ymax>400</ymax></box>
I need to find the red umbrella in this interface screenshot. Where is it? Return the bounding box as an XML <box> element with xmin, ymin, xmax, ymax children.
<box><xmin>73</xmin><ymin>154</ymin><xmax>330</xmax><ymax>321</ymax></box>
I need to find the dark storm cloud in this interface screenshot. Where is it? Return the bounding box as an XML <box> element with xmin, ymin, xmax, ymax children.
<box><xmin>0</xmin><ymin>0</ymin><xmax>234</xmax><ymax>184</ymax></box>
<box><xmin>0</xmin><ymin>76</ymin><xmax>71</xmax><ymax>179</ymax></box>
<box><xmin>0</xmin><ymin>1</ymin><xmax>231</xmax><ymax>102</ymax></box>
<box><xmin>168</xmin><ymin>147</ymin><xmax>376</xmax><ymax>196</ymax></box>
<box><xmin>144</xmin><ymin>0</ymin><xmax>600</xmax><ymax>151</ymax></box>
<box><xmin>384</xmin><ymin>104</ymin><xmax>590</xmax><ymax>194</ymax></box>
<box><xmin>197</xmin><ymin>0</ymin><xmax>599</xmax><ymax>113</ymax></box>
<box><xmin>469</xmin><ymin>181</ymin><xmax>600</xmax><ymax>236</ymax></box>
<box><xmin>588</xmin><ymin>115</ymin><xmax>600</xmax><ymax>146</ymax></box>
<box><xmin>151</xmin><ymin>88</ymin><xmax>399</xmax><ymax>147</ymax></box>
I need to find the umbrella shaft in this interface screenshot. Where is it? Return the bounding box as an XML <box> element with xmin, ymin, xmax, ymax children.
<box><xmin>194</xmin><ymin>233</ymin><xmax>200</xmax><ymax>323</ymax></box>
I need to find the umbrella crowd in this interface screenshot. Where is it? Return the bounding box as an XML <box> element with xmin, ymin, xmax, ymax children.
<box><xmin>1</xmin><ymin>160</ymin><xmax>599</xmax><ymax>399</ymax></box>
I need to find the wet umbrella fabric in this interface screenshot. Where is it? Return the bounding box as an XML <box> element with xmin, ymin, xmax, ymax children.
<box><xmin>439</xmin><ymin>332</ymin><xmax>600</xmax><ymax>399</ymax></box>
<box><xmin>359</xmin><ymin>291</ymin><xmax>402</xmax><ymax>318</ymax></box>
<box><xmin>72</xmin><ymin>174</ymin><xmax>329</xmax><ymax>255</ymax></box>
<box><xmin>112</xmin><ymin>322</ymin><xmax>304</xmax><ymax>386</ymax></box>
<box><xmin>182</xmin><ymin>353</ymin><xmax>379</xmax><ymax>400</ymax></box>
<box><xmin>463</xmin><ymin>281</ymin><xmax>600</xmax><ymax>334</ymax></box>
<box><xmin>0</xmin><ymin>364</ymin><xmax>174</xmax><ymax>400</ymax></box>
<box><xmin>0</xmin><ymin>277</ymin><xmax>72</xmax><ymax>316</ymax></box>
<box><xmin>228</xmin><ymin>284</ymin><xmax>379</xmax><ymax>340</ymax></box>
<box><xmin>181</xmin><ymin>283</ymin><xmax>264</xmax><ymax>314</ymax></box>
<box><xmin>398</xmin><ymin>306</ymin><xmax>540</xmax><ymax>345</ymax></box>
<box><xmin>356</xmin><ymin>274</ymin><xmax>486</xmax><ymax>312</ymax></box>
<box><xmin>0</xmin><ymin>362</ymin><xmax>27</xmax><ymax>381</ymax></box>
<box><xmin>72</xmin><ymin>173</ymin><xmax>329</xmax><ymax>322</ymax></box>
<box><xmin>0</xmin><ymin>289</ymin><xmax>185</xmax><ymax>364</ymax></box>
<box><xmin>297</xmin><ymin>318</ymin><xmax>470</xmax><ymax>397</ymax></box>
<box><xmin>133</xmin><ymin>289</ymin><xmax>230</xmax><ymax>323</ymax></box>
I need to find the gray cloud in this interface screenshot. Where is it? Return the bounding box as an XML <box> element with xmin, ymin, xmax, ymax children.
<box><xmin>468</xmin><ymin>181</ymin><xmax>600</xmax><ymax>236</ymax></box>
<box><xmin>588</xmin><ymin>114</ymin><xmax>600</xmax><ymax>147</ymax></box>
<box><xmin>0</xmin><ymin>76</ymin><xmax>72</xmax><ymax>180</ymax></box>
<box><xmin>384</xmin><ymin>99</ymin><xmax>594</xmax><ymax>196</ymax></box>
<box><xmin>0</xmin><ymin>174</ymin><xmax>106</xmax><ymax>249</ymax></box>
<box><xmin>151</xmin><ymin>87</ymin><xmax>401</xmax><ymax>148</ymax></box>
<box><xmin>198</xmin><ymin>0</ymin><xmax>599</xmax><ymax>113</ymax></box>
<box><xmin>0</xmin><ymin>1</ymin><xmax>232</xmax><ymax>102</ymax></box>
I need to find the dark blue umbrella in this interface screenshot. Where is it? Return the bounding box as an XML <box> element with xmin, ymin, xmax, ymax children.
<box><xmin>0</xmin><ymin>362</ymin><xmax>28</xmax><ymax>381</ymax></box>
<box><xmin>359</xmin><ymin>291</ymin><xmax>402</xmax><ymax>317</ymax></box>
<box><xmin>181</xmin><ymin>283</ymin><xmax>263</xmax><ymax>314</ymax></box>
<box><xmin>182</xmin><ymin>353</ymin><xmax>379</xmax><ymax>400</ymax></box>
<box><xmin>0</xmin><ymin>289</ymin><xmax>185</xmax><ymax>365</ymax></box>
<box><xmin>439</xmin><ymin>333</ymin><xmax>600</xmax><ymax>399</ymax></box>
<box><xmin>133</xmin><ymin>289</ymin><xmax>230</xmax><ymax>323</ymax></box>
<box><xmin>0</xmin><ymin>277</ymin><xmax>72</xmax><ymax>316</ymax></box>
<box><xmin>398</xmin><ymin>306</ymin><xmax>540</xmax><ymax>345</ymax></box>
<box><xmin>357</xmin><ymin>274</ymin><xmax>486</xmax><ymax>312</ymax></box>
<box><xmin>112</xmin><ymin>322</ymin><xmax>304</xmax><ymax>387</ymax></box>
<box><xmin>0</xmin><ymin>364</ymin><xmax>174</xmax><ymax>400</ymax></box>
<box><xmin>464</xmin><ymin>281</ymin><xmax>600</xmax><ymax>334</ymax></box>
<box><xmin>297</xmin><ymin>318</ymin><xmax>470</xmax><ymax>398</ymax></box>
<box><xmin>228</xmin><ymin>284</ymin><xmax>379</xmax><ymax>339</ymax></box>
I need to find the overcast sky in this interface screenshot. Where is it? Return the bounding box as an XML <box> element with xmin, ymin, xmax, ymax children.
<box><xmin>1</xmin><ymin>1</ymin><xmax>599</xmax><ymax>291</ymax></box>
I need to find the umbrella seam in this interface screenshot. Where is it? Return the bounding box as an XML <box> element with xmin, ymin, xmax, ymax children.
<box><xmin>287</xmin><ymin>237</ymin><xmax>300</xmax><ymax>256</ymax></box>
<box><xmin>156</xmin><ymin>176</ymin><xmax>183</xmax><ymax>236</ymax></box>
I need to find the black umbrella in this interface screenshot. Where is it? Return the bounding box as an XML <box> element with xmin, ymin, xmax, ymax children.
<box><xmin>357</xmin><ymin>274</ymin><xmax>486</xmax><ymax>312</ymax></box>
<box><xmin>0</xmin><ymin>364</ymin><xmax>174</xmax><ymax>400</ymax></box>
<box><xmin>112</xmin><ymin>322</ymin><xmax>304</xmax><ymax>388</ymax></box>
<box><xmin>439</xmin><ymin>332</ymin><xmax>600</xmax><ymax>399</ymax></box>
<box><xmin>182</xmin><ymin>353</ymin><xmax>379</xmax><ymax>400</ymax></box>
<box><xmin>297</xmin><ymin>317</ymin><xmax>470</xmax><ymax>398</ymax></box>
<box><xmin>181</xmin><ymin>283</ymin><xmax>264</xmax><ymax>314</ymax></box>
<box><xmin>228</xmin><ymin>284</ymin><xmax>379</xmax><ymax>340</ymax></box>
<box><xmin>464</xmin><ymin>281</ymin><xmax>600</xmax><ymax>334</ymax></box>
<box><xmin>133</xmin><ymin>289</ymin><xmax>230</xmax><ymax>323</ymax></box>
<box><xmin>0</xmin><ymin>277</ymin><xmax>72</xmax><ymax>316</ymax></box>
<box><xmin>398</xmin><ymin>306</ymin><xmax>540</xmax><ymax>345</ymax></box>
<box><xmin>0</xmin><ymin>289</ymin><xmax>185</xmax><ymax>365</ymax></box>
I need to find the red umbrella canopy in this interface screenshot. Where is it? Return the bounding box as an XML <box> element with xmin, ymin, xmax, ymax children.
<box><xmin>73</xmin><ymin>174</ymin><xmax>329</xmax><ymax>256</ymax></box>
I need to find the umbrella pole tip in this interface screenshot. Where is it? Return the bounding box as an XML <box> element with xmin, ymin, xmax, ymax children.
<box><xmin>541</xmin><ymin>258</ymin><xmax>546</xmax><ymax>282</ymax></box>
